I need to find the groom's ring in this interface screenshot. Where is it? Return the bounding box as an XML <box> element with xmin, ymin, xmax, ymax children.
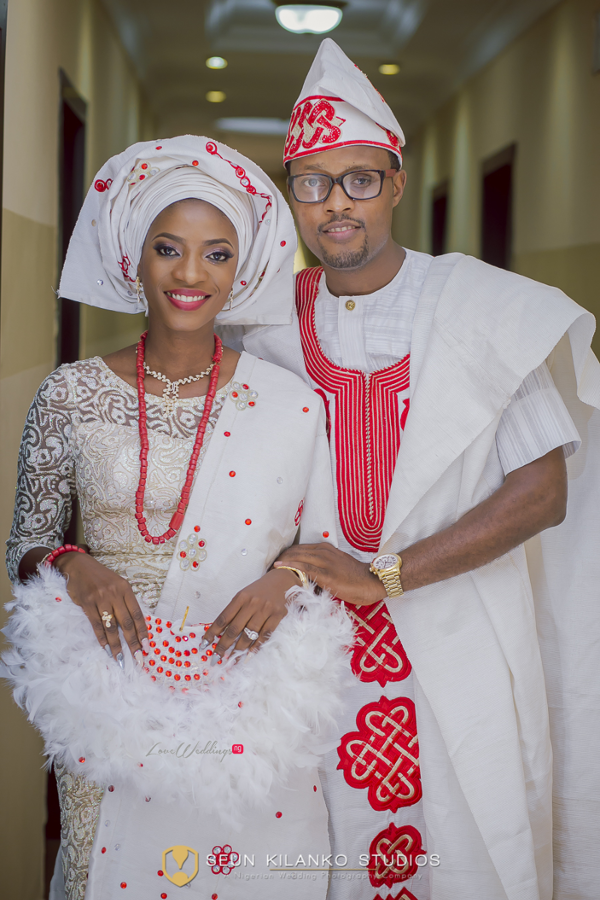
<box><xmin>244</xmin><ymin>627</ymin><xmax>259</xmax><ymax>642</ymax></box>
<box><xmin>101</xmin><ymin>611</ymin><xmax>114</xmax><ymax>628</ymax></box>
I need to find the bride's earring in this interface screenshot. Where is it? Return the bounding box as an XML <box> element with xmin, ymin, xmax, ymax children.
<box><xmin>227</xmin><ymin>288</ymin><xmax>234</xmax><ymax>311</ymax></box>
<box><xmin>136</xmin><ymin>276</ymin><xmax>145</xmax><ymax>303</ymax></box>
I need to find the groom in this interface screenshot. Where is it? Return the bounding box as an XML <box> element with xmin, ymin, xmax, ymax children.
<box><xmin>234</xmin><ymin>39</ymin><xmax>600</xmax><ymax>900</ymax></box>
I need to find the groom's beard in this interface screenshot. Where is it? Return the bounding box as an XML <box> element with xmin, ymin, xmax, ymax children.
<box><xmin>316</xmin><ymin>215</ymin><xmax>369</xmax><ymax>270</ymax></box>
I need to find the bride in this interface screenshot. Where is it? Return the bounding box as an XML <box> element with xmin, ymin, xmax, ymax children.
<box><xmin>3</xmin><ymin>137</ymin><xmax>352</xmax><ymax>899</ymax></box>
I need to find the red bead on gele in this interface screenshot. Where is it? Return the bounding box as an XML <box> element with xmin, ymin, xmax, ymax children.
<box><xmin>303</xmin><ymin>407</ymin><xmax>309</xmax><ymax>413</ymax></box>
<box><xmin>248</xmin><ymin>401</ymin><xmax>255</xmax><ymax>407</ymax></box>
<box><xmin>231</xmin><ymin>392</ymin><xmax>238</xmax><ymax>398</ymax></box>
<box><xmin>240</xmin><ymin>281</ymin><xmax>247</xmax><ymax>286</ymax></box>
<box><xmin>194</xmin><ymin>525</ymin><xmax>200</xmax><ymax>532</ymax></box>
<box><xmin>224</xmin><ymin>431</ymin><xmax>231</xmax><ymax>437</ymax></box>
<box><xmin>157</xmin><ymin>667</ymin><xmax>163</xmax><ymax>673</ymax></box>
<box><xmin>212</xmin><ymin>894</ymin><xmax>218</xmax><ymax>900</ymax></box>
<box><xmin>245</xmin><ymin>519</ymin><xmax>252</xmax><ymax>525</ymax></box>
<box><xmin>156</xmin><ymin>146</ymin><xmax>162</xmax><ymax>150</ymax></box>
<box><xmin>198</xmin><ymin>540</ymin><xmax>205</xmax><ymax>547</ymax></box>
<box><xmin>141</xmin><ymin>163</ymin><xmax>148</xmax><ymax>170</ymax></box>
<box><xmin>101</xmin><ymin>847</ymin><xmax>106</xmax><ymax>853</ymax></box>
<box><xmin>161</xmin><ymin>894</ymin><xmax>167</xmax><ymax>899</ymax></box>
<box><xmin>78</xmin><ymin>757</ymin><xmax>85</xmax><ymax>763</ymax></box>
<box><xmin>229</xmin><ymin>471</ymin><xmax>236</xmax><ymax>477</ymax></box>
<box><xmin>157</xmin><ymin>869</ymin><xmax>164</xmax><ymax>876</ymax></box>
<box><xmin>120</xmin><ymin>882</ymin><xmax>127</xmax><ymax>889</ymax></box>
<box><xmin>313</xmin><ymin>785</ymin><xmax>317</xmax><ymax>792</ymax></box>
<box><xmin>242</xmin><ymin>384</ymin><xmax>249</xmax><ymax>390</ymax></box>
<box><xmin>108</xmin><ymin>785</ymin><xmax>114</xmax><ymax>792</ymax></box>
<box><xmin>192</xmin><ymin>561</ymin><xmax>199</xmax><ymax>568</ymax></box>
<box><xmin>192</xmin><ymin>160</ymin><xmax>199</xmax><ymax>166</ymax></box>
<box><xmin>280</xmin><ymin>240</ymin><xmax>286</xmax><ymax>246</ymax></box>
<box><xmin>276</xmin><ymin>811</ymin><xmax>282</xmax><ymax>818</ymax></box>
<box><xmin>156</xmin><ymin>618</ymin><xmax>162</xmax><ymax>625</ymax></box>
<box><xmin>323</xmin><ymin>531</ymin><xmax>329</xmax><ymax>538</ymax></box>
<box><xmin>190</xmin><ymin>632</ymin><xmax>196</xmax><ymax>638</ymax></box>
<box><xmin>194</xmin><ymin>673</ymin><xmax>200</xmax><ymax>680</ymax></box>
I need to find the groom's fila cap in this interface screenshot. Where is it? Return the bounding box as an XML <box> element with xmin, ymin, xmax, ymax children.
<box><xmin>283</xmin><ymin>38</ymin><xmax>405</xmax><ymax>167</ymax></box>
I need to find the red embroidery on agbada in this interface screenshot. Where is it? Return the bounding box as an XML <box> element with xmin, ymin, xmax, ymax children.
<box><xmin>343</xmin><ymin>600</ymin><xmax>412</xmax><ymax>686</ymax></box>
<box><xmin>296</xmin><ymin>267</ymin><xmax>410</xmax><ymax>552</ymax></box>
<box><xmin>337</xmin><ymin>695</ymin><xmax>421</xmax><ymax>811</ymax></box>
<box><xmin>373</xmin><ymin>891</ymin><xmax>419</xmax><ymax>900</ymax></box>
<box><xmin>368</xmin><ymin>824</ymin><xmax>424</xmax><ymax>889</ymax></box>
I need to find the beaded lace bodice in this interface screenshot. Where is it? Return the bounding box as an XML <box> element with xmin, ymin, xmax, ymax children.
<box><xmin>6</xmin><ymin>357</ymin><xmax>229</xmax><ymax>609</ymax></box>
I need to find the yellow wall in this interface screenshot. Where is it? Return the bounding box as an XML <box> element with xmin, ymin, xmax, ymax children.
<box><xmin>394</xmin><ymin>0</ymin><xmax>600</xmax><ymax>354</ymax></box>
<box><xmin>0</xmin><ymin>2</ymin><xmax>153</xmax><ymax>897</ymax></box>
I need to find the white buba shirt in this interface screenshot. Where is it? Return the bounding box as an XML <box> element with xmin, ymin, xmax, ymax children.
<box><xmin>228</xmin><ymin>250</ymin><xmax>586</xmax><ymax>900</ymax></box>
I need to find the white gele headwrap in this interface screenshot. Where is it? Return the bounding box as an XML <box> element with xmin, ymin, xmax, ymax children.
<box><xmin>283</xmin><ymin>38</ymin><xmax>405</xmax><ymax>167</ymax></box>
<box><xmin>59</xmin><ymin>136</ymin><xmax>297</xmax><ymax>325</ymax></box>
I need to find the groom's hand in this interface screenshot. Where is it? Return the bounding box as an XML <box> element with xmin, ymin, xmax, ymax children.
<box><xmin>274</xmin><ymin>543</ymin><xmax>386</xmax><ymax>606</ymax></box>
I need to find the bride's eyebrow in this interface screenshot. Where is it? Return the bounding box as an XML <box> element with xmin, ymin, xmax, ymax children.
<box><xmin>150</xmin><ymin>232</ymin><xmax>233</xmax><ymax>248</ymax></box>
<box><xmin>204</xmin><ymin>238</ymin><xmax>233</xmax><ymax>247</ymax></box>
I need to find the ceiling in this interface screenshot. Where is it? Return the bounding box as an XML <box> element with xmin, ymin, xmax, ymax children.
<box><xmin>100</xmin><ymin>0</ymin><xmax>561</xmax><ymax>177</ymax></box>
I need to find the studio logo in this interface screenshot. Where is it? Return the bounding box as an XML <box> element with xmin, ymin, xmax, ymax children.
<box><xmin>162</xmin><ymin>845</ymin><xmax>199</xmax><ymax>886</ymax></box>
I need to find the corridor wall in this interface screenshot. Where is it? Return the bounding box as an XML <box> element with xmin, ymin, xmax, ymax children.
<box><xmin>0</xmin><ymin>1</ymin><xmax>153</xmax><ymax>897</ymax></box>
<box><xmin>394</xmin><ymin>0</ymin><xmax>600</xmax><ymax>355</ymax></box>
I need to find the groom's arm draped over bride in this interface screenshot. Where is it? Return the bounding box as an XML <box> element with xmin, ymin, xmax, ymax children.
<box><xmin>221</xmin><ymin>38</ymin><xmax>600</xmax><ymax>900</ymax></box>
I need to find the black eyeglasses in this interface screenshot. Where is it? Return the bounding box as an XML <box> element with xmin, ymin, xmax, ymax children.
<box><xmin>287</xmin><ymin>169</ymin><xmax>397</xmax><ymax>204</ymax></box>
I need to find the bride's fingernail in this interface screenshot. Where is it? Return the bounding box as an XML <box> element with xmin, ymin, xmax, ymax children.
<box><xmin>141</xmin><ymin>638</ymin><xmax>151</xmax><ymax>653</ymax></box>
<box><xmin>104</xmin><ymin>645</ymin><xmax>113</xmax><ymax>658</ymax></box>
<box><xmin>210</xmin><ymin>653</ymin><xmax>220</xmax><ymax>666</ymax></box>
<box><xmin>199</xmin><ymin>639</ymin><xmax>210</xmax><ymax>652</ymax></box>
<box><xmin>116</xmin><ymin>652</ymin><xmax>124</xmax><ymax>669</ymax></box>
<box><xmin>134</xmin><ymin>650</ymin><xmax>144</xmax><ymax>667</ymax></box>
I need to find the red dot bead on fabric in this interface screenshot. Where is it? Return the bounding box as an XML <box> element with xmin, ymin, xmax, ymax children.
<box><xmin>190</xmin><ymin>632</ymin><xmax>197</xmax><ymax>638</ymax></box>
<box><xmin>161</xmin><ymin>894</ymin><xmax>167</xmax><ymax>899</ymax></box>
<box><xmin>198</xmin><ymin>540</ymin><xmax>205</xmax><ymax>547</ymax></box>
<box><xmin>194</xmin><ymin>525</ymin><xmax>200</xmax><ymax>532</ymax></box>
<box><xmin>156</xmin><ymin>626</ymin><xmax>162</xmax><ymax>633</ymax></box>
<box><xmin>245</xmin><ymin>519</ymin><xmax>252</xmax><ymax>525</ymax></box>
<box><xmin>157</xmin><ymin>667</ymin><xmax>163</xmax><ymax>673</ymax></box>
<box><xmin>313</xmin><ymin>785</ymin><xmax>317</xmax><ymax>792</ymax></box>
<box><xmin>156</xmin><ymin>618</ymin><xmax>162</xmax><ymax>625</ymax></box>
<box><xmin>323</xmin><ymin>531</ymin><xmax>329</xmax><ymax>538</ymax></box>
<box><xmin>101</xmin><ymin>847</ymin><xmax>106</xmax><ymax>853</ymax></box>
<box><xmin>242</xmin><ymin>384</ymin><xmax>249</xmax><ymax>390</ymax></box>
<box><xmin>157</xmin><ymin>869</ymin><xmax>164</xmax><ymax>876</ymax></box>
<box><xmin>276</xmin><ymin>811</ymin><xmax>282</xmax><ymax>818</ymax></box>
<box><xmin>280</xmin><ymin>241</ymin><xmax>286</xmax><ymax>246</ymax></box>
<box><xmin>156</xmin><ymin>146</ymin><xmax>162</xmax><ymax>150</ymax></box>
<box><xmin>55</xmin><ymin>596</ymin><xmax>62</xmax><ymax>602</ymax></box>
<box><xmin>194</xmin><ymin>674</ymin><xmax>200</xmax><ymax>680</ymax></box>
<box><xmin>166</xmin><ymin>670</ymin><xmax>172</xmax><ymax>677</ymax></box>
<box><xmin>141</xmin><ymin>163</ymin><xmax>148</xmax><ymax>170</ymax></box>
<box><xmin>192</xmin><ymin>160</ymin><xmax>199</xmax><ymax>166</ymax></box>
<box><xmin>224</xmin><ymin>431</ymin><xmax>230</xmax><ymax>436</ymax></box>
<box><xmin>212</xmin><ymin>895</ymin><xmax>218</xmax><ymax>900</ymax></box>
<box><xmin>78</xmin><ymin>757</ymin><xmax>85</xmax><ymax>763</ymax></box>
<box><xmin>120</xmin><ymin>882</ymin><xmax>127</xmax><ymax>888</ymax></box>
<box><xmin>231</xmin><ymin>392</ymin><xmax>238</xmax><ymax>398</ymax></box>
<box><xmin>185</xmin><ymin>675</ymin><xmax>191</xmax><ymax>681</ymax></box>
<box><xmin>248</xmin><ymin>401</ymin><xmax>255</xmax><ymax>407</ymax></box>
<box><xmin>303</xmin><ymin>407</ymin><xmax>309</xmax><ymax>412</ymax></box>
<box><xmin>240</xmin><ymin>281</ymin><xmax>247</xmax><ymax>286</ymax></box>
<box><xmin>192</xmin><ymin>561</ymin><xmax>199</xmax><ymax>568</ymax></box>
<box><xmin>229</xmin><ymin>471</ymin><xmax>236</xmax><ymax>477</ymax></box>
<box><xmin>108</xmin><ymin>785</ymin><xmax>114</xmax><ymax>792</ymax></box>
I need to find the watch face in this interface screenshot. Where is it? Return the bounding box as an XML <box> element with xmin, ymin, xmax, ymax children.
<box><xmin>373</xmin><ymin>554</ymin><xmax>398</xmax><ymax>571</ymax></box>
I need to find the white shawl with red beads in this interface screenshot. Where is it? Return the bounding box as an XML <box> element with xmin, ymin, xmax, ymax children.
<box><xmin>232</xmin><ymin>253</ymin><xmax>600</xmax><ymax>900</ymax></box>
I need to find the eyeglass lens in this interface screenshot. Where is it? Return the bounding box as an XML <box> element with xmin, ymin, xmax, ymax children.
<box><xmin>292</xmin><ymin>170</ymin><xmax>383</xmax><ymax>202</ymax></box>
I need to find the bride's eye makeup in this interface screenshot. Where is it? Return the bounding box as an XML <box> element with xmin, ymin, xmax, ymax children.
<box><xmin>207</xmin><ymin>249</ymin><xmax>233</xmax><ymax>262</ymax></box>
<box><xmin>153</xmin><ymin>242</ymin><xmax>180</xmax><ymax>257</ymax></box>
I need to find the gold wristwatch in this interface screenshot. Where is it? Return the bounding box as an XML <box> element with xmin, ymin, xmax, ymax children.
<box><xmin>369</xmin><ymin>553</ymin><xmax>404</xmax><ymax>598</ymax></box>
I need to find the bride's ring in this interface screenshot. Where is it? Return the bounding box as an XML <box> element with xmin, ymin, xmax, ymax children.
<box><xmin>101</xmin><ymin>611</ymin><xmax>114</xmax><ymax>629</ymax></box>
<box><xmin>244</xmin><ymin>627</ymin><xmax>259</xmax><ymax>642</ymax></box>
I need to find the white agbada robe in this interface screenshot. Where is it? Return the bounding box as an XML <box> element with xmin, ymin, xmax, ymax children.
<box><xmin>226</xmin><ymin>251</ymin><xmax>600</xmax><ymax>900</ymax></box>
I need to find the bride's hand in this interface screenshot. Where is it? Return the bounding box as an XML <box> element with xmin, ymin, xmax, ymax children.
<box><xmin>204</xmin><ymin>568</ymin><xmax>302</xmax><ymax>658</ymax></box>
<box><xmin>53</xmin><ymin>552</ymin><xmax>150</xmax><ymax>666</ymax></box>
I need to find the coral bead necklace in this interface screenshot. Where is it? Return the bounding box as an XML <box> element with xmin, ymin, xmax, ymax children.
<box><xmin>135</xmin><ymin>330</ymin><xmax>223</xmax><ymax>543</ymax></box>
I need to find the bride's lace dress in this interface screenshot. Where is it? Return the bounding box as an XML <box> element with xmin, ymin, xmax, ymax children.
<box><xmin>6</xmin><ymin>357</ymin><xmax>229</xmax><ymax>899</ymax></box>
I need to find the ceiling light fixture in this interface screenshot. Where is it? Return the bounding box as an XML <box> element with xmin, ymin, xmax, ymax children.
<box><xmin>273</xmin><ymin>1</ymin><xmax>346</xmax><ymax>35</ymax></box>
<box><xmin>216</xmin><ymin>118</ymin><xmax>290</xmax><ymax>136</ymax></box>
<box><xmin>379</xmin><ymin>63</ymin><xmax>400</xmax><ymax>75</ymax></box>
<box><xmin>206</xmin><ymin>56</ymin><xmax>227</xmax><ymax>69</ymax></box>
<box><xmin>206</xmin><ymin>90</ymin><xmax>226</xmax><ymax>103</ymax></box>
